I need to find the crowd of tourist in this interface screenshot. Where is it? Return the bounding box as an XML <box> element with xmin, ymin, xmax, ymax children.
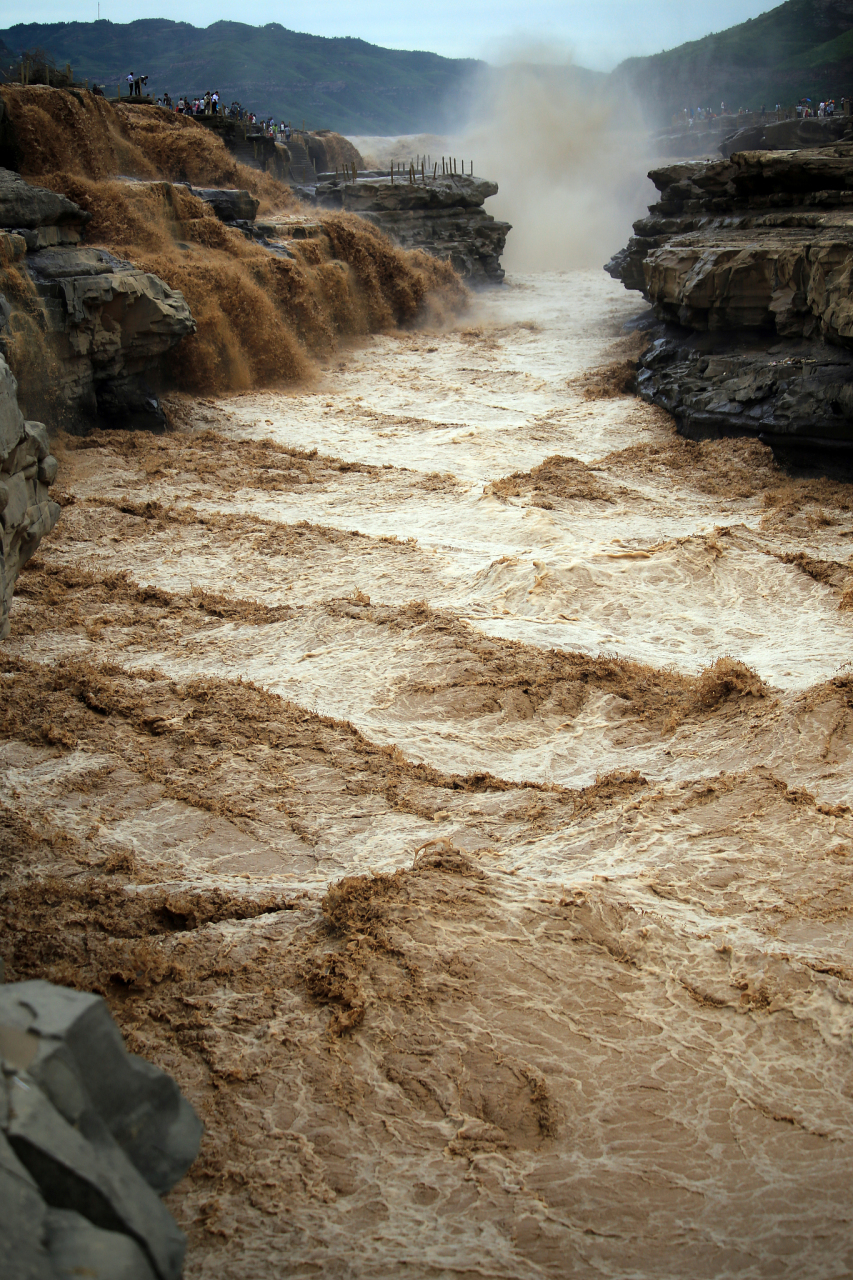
<box><xmin>119</xmin><ymin>75</ymin><xmax>295</xmax><ymax>138</ymax></box>
<box><xmin>674</xmin><ymin>96</ymin><xmax>844</xmax><ymax>129</ymax></box>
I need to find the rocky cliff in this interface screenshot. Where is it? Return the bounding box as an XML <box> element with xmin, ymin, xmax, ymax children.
<box><xmin>306</xmin><ymin>173</ymin><xmax>511</xmax><ymax>284</ymax></box>
<box><xmin>0</xmin><ymin>166</ymin><xmax>195</xmax><ymax>630</ymax></box>
<box><xmin>0</xmin><ymin>168</ymin><xmax>194</xmax><ymax>432</ymax></box>
<box><xmin>606</xmin><ymin>142</ymin><xmax>853</xmax><ymax>468</ymax></box>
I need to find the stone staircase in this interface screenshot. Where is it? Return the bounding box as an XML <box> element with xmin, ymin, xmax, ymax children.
<box><xmin>287</xmin><ymin>135</ymin><xmax>317</xmax><ymax>185</ymax></box>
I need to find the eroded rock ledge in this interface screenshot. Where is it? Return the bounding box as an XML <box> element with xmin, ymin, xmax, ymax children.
<box><xmin>0</xmin><ymin>168</ymin><xmax>195</xmax><ymax>435</ymax></box>
<box><xmin>304</xmin><ymin>173</ymin><xmax>511</xmax><ymax>284</ymax></box>
<box><xmin>0</xmin><ymin>166</ymin><xmax>197</xmax><ymax>627</ymax></box>
<box><xmin>606</xmin><ymin>143</ymin><xmax>853</xmax><ymax>467</ymax></box>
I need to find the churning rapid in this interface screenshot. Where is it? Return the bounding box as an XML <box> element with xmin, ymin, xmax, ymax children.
<box><xmin>4</xmin><ymin>268</ymin><xmax>853</xmax><ymax>1278</ymax></box>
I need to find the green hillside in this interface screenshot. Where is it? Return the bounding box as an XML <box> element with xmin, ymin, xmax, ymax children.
<box><xmin>0</xmin><ymin>19</ymin><xmax>483</xmax><ymax>133</ymax></box>
<box><xmin>612</xmin><ymin>0</ymin><xmax>853</xmax><ymax>123</ymax></box>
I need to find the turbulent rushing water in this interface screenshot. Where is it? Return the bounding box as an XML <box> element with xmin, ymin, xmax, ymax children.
<box><xmin>5</xmin><ymin>271</ymin><xmax>853</xmax><ymax>1278</ymax></box>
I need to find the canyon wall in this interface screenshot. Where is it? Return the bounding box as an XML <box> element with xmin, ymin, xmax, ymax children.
<box><xmin>606</xmin><ymin>142</ymin><xmax>853</xmax><ymax>467</ymax></box>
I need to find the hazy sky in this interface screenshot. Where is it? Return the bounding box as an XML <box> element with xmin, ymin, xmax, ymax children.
<box><xmin>20</xmin><ymin>0</ymin><xmax>778</xmax><ymax>70</ymax></box>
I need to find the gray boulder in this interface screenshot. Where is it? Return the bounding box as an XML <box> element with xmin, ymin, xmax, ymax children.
<box><xmin>23</xmin><ymin>246</ymin><xmax>195</xmax><ymax>433</ymax></box>
<box><xmin>0</xmin><ymin>981</ymin><xmax>202</xmax><ymax>1195</ymax></box>
<box><xmin>0</xmin><ymin>1128</ymin><xmax>55</xmax><ymax>1280</ymax></box>
<box><xmin>0</xmin><ymin>981</ymin><xmax>202</xmax><ymax>1280</ymax></box>
<box><xmin>46</xmin><ymin>1209</ymin><xmax>157</xmax><ymax>1280</ymax></box>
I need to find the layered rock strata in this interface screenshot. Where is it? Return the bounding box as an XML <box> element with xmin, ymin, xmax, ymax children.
<box><xmin>606</xmin><ymin>143</ymin><xmax>853</xmax><ymax>466</ymax></box>
<box><xmin>0</xmin><ymin>356</ymin><xmax>59</xmax><ymax>639</ymax></box>
<box><xmin>305</xmin><ymin>173</ymin><xmax>511</xmax><ymax>284</ymax></box>
<box><xmin>0</xmin><ymin>979</ymin><xmax>202</xmax><ymax>1279</ymax></box>
<box><xmin>0</xmin><ymin>168</ymin><xmax>195</xmax><ymax>433</ymax></box>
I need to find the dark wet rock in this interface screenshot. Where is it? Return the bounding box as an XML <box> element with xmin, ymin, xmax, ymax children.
<box><xmin>0</xmin><ymin>167</ymin><xmax>89</xmax><ymax>244</ymax></box>
<box><xmin>718</xmin><ymin>115</ymin><xmax>852</xmax><ymax>159</ymax></box>
<box><xmin>605</xmin><ymin>142</ymin><xmax>853</xmax><ymax>467</ymax></box>
<box><xmin>188</xmin><ymin>185</ymin><xmax>259</xmax><ymax>223</ymax></box>
<box><xmin>638</xmin><ymin>331</ymin><xmax>853</xmax><ymax>441</ymax></box>
<box><xmin>0</xmin><ymin>980</ymin><xmax>202</xmax><ymax>1280</ymax></box>
<box><xmin>306</xmin><ymin>173</ymin><xmax>511</xmax><ymax>284</ymax></box>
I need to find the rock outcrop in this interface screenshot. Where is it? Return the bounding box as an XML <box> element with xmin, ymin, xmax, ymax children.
<box><xmin>606</xmin><ymin>142</ymin><xmax>853</xmax><ymax>466</ymax></box>
<box><xmin>188</xmin><ymin>185</ymin><xmax>259</xmax><ymax>223</ymax></box>
<box><xmin>0</xmin><ymin>168</ymin><xmax>195</xmax><ymax>433</ymax></box>
<box><xmin>0</xmin><ymin>979</ymin><xmax>202</xmax><ymax>1279</ymax></box>
<box><xmin>305</xmin><ymin>173</ymin><xmax>511</xmax><ymax>284</ymax></box>
<box><xmin>718</xmin><ymin>114</ymin><xmax>852</xmax><ymax>160</ymax></box>
<box><xmin>0</xmin><ymin>356</ymin><xmax>59</xmax><ymax>639</ymax></box>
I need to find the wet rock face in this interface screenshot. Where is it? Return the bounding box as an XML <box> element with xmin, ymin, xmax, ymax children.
<box><xmin>26</xmin><ymin>244</ymin><xmax>195</xmax><ymax>432</ymax></box>
<box><xmin>0</xmin><ymin>356</ymin><xmax>59</xmax><ymax>639</ymax></box>
<box><xmin>0</xmin><ymin>166</ymin><xmax>87</xmax><ymax>244</ymax></box>
<box><xmin>0</xmin><ymin>168</ymin><xmax>195</xmax><ymax>433</ymax></box>
<box><xmin>0</xmin><ymin>979</ymin><xmax>202</xmax><ymax>1280</ymax></box>
<box><xmin>307</xmin><ymin>173</ymin><xmax>511</xmax><ymax>284</ymax></box>
<box><xmin>606</xmin><ymin>143</ymin><xmax>853</xmax><ymax>461</ymax></box>
<box><xmin>638</xmin><ymin>333</ymin><xmax>853</xmax><ymax>460</ymax></box>
<box><xmin>188</xmin><ymin>185</ymin><xmax>259</xmax><ymax>223</ymax></box>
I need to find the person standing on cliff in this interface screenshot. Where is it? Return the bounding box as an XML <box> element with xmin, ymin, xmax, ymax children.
<box><xmin>127</xmin><ymin>72</ymin><xmax>134</xmax><ymax>97</ymax></box>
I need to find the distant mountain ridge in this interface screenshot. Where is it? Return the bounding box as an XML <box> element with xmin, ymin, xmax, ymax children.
<box><xmin>612</xmin><ymin>0</ymin><xmax>853</xmax><ymax>124</ymax></box>
<box><xmin>0</xmin><ymin>19</ymin><xmax>483</xmax><ymax>133</ymax></box>
<box><xmin>4</xmin><ymin>3</ymin><xmax>851</xmax><ymax>138</ymax></box>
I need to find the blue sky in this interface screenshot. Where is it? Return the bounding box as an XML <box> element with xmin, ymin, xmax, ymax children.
<box><xmin>23</xmin><ymin>1</ymin><xmax>780</xmax><ymax>69</ymax></box>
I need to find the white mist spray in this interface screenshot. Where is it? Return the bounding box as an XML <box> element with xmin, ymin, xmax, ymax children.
<box><xmin>460</xmin><ymin>54</ymin><xmax>655</xmax><ymax>272</ymax></box>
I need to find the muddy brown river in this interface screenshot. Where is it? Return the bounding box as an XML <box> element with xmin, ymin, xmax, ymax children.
<box><xmin>3</xmin><ymin>271</ymin><xmax>853</xmax><ymax>1278</ymax></box>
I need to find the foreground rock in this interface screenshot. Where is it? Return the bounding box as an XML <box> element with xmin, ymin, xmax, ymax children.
<box><xmin>0</xmin><ymin>357</ymin><xmax>59</xmax><ymax>639</ymax></box>
<box><xmin>305</xmin><ymin>173</ymin><xmax>511</xmax><ymax>284</ymax></box>
<box><xmin>0</xmin><ymin>980</ymin><xmax>202</xmax><ymax>1280</ymax></box>
<box><xmin>606</xmin><ymin>143</ymin><xmax>853</xmax><ymax>468</ymax></box>
<box><xmin>0</xmin><ymin>168</ymin><xmax>195</xmax><ymax>433</ymax></box>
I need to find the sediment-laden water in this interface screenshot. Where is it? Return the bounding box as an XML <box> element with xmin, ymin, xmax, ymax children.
<box><xmin>3</xmin><ymin>271</ymin><xmax>853</xmax><ymax>1278</ymax></box>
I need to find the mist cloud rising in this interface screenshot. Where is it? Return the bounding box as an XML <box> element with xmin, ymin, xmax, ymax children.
<box><xmin>459</xmin><ymin>57</ymin><xmax>654</xmax><ymax>273</ymax></box>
